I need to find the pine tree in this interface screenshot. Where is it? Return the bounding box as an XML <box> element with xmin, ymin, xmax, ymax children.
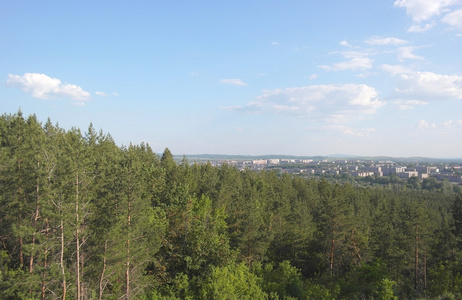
<box><xmin>114</xmin><ymin>145</ymin><xmax>165</xmax><ymax>299</ymax></box>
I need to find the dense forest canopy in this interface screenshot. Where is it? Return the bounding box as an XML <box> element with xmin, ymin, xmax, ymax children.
<box><xmin>1</xmin><ymin>111</ymin><xmax>462</xmax><ymax>299</ymax></box>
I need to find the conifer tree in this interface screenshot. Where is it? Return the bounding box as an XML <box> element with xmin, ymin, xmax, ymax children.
<box><xmin>113</xmin><ymin>145</ymin><xmax>165</xmax><ymax>299</ymax></box>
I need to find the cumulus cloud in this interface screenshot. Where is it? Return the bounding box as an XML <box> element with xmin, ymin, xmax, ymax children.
<box><xmin>365</xmin><ymin>37</ymin><xmax>408</xmax><ymax>45</ymax></box>
<box><xmin>395</xmin><ymin>71</ymin><xmax>462</xmax><ymax>101</ymax></box>
<box><xmin>442</xmin><ymin>9</ymin><xmax>462</xmax><ymax>30</ymax></box>
<box><xmin>394</xmin><ymin>0</ymin><xmax>462</xmax><ymax>33</ymax></box>
<box><xmin>7</xmin><ymin>73</ymin><xmax>90</xmax><ymax>102</ymax></box>
<box><xmin>394</xmin><ymin>0</ymin><xmax>458</xmax><ymax>22</ymax></box>
<box><xmin>226</xmin><ymin>84</ymin><xmax>384</xmax><ymax>121</ymax></box>
<box><xmin>221</xmin><ymin>78</ymin><xmax>248</xmax><ymax>86</ymax></box>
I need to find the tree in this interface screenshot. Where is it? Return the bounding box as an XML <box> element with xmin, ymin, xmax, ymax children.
<box><xmin>154</xmin><ymin>195</ymin><xmax>233</xmax><ymax>297</ymax></box>
<box><xmin>200</xmin><ymin>263</ymin><xmax>267</xmax><ymax>300</ymax></box>
<box><xmin>313</xmin><ymin>180</ymin><xmax>357</xmax><ymax>277</ymax></box>
<box><xmin>113</xmin><ymin>145</ymin><xmax>166</xmax><ymax>299</ymax></box>
<box><xmin>256</xmin><ymin>260</ymin><xmax>306</xmax><ymax>299</ymax></box>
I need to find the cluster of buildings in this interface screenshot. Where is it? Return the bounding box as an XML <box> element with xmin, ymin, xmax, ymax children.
<box><xmin>221</xmin><ymin>158</ymin><xmax>462</xmax><ymax>183</ymax></box>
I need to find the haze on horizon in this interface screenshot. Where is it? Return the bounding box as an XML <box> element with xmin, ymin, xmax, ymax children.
<box><xmin>1</xmin><ymin>1</ymin><xmax>462</xmax><ymax>158</ymax></box>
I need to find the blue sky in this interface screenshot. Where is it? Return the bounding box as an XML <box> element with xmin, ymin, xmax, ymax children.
<box><xmin>1</xmin><ymin>0</ymin><xmax>462</xmax><ymax>158</ymax></box>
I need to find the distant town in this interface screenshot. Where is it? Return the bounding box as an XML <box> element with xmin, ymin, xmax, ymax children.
<box><xmin>178</xmin><ymin>155</ymin><xmax>462</xmax><ymax>184</ymax></box>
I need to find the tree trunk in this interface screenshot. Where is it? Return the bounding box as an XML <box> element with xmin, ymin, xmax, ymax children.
<box><xmin>41</xmin><ymin>219</ymin><xmax>49</xmax><ymax>300</ymax></box>
<box><xmin>17</xmin><ymin>154</ymin><xmax>24</xmax><ymax>268</ymax></box>
<box><xmin>76</xmin><ymin>172</ymin><xmax>81</xmax><ymax>300</ymax></box>
<box><xmin>424</xmin><ymin>245</ymin><xmax>427</xmax><ymax>290</ymax></box>
<box><xmin>126</xmin><ymin>195</ymin><xmax>131</xmax><ymax>300</ymax></box>
<box><xmin>415</xmin><ymin>225</ymin><xmax>419</xmax><ymax>291</ymax></box>
<box><xmin>330</xmin><ymin>232</ymin><xmax>335</xmax><ymax>276</ymax></box>
<box><xmin>98</xmin><ymin>240</ymin><xmax>108</xmax><ymax>300</ymax></box>
<box><xmin>60</xmin><ymin>219</ymin><xmax>67</xmax><ymax>300</ymax></box>
<box><xmin>19</xmin><ymin>236</ymin><xmax>24</xmax><ymax>267</ymax></box>
<box><xmin>30</xmin><ymin>165</ymin><xmax>40</xmax><ymax>273</ymax></box>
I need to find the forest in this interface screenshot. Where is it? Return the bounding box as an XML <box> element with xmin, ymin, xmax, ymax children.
<box><xmin>1</xmin><ymin>111</ymin><xmax>462</xmax><ymax>300</ymax></box>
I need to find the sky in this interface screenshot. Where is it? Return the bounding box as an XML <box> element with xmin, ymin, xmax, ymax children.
<box><xmin>1</xmin><ymin>0</ymin><xmax>462</xmax><ymax>158</ymax></box>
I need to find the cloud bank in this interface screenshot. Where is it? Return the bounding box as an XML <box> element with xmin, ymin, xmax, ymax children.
<box><xmin>7</xmin><ymin>73</ymin><xmax>90</xmax><ymax>102</ymax></box>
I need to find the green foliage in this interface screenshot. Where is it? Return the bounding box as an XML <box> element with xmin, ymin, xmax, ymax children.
<box><xmin>339</xmin><ymin>260</ymin><xmax>397</xmax><ymax>300</ymax></box>
<box><xmin>304</xmin><ymin>280</ymin><xmax>338</xmax><ymax>300</ymax></box>
<box><xmin>256</xmin><ymin>261</ymin><xmax>306</xmax><ymax>299</ymax></box>
<box><xmin>201</xmin><ymin>262</ymin><xmax>267</xmax><ymax>300</ymax></box>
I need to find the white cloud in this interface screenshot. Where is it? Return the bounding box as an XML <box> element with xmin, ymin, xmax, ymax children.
<box><xmin>341</xmin><ymin>51</ymin><xmax>371</xmax><ymax>59</ymax></box>
<box><xmin>416</xmin><ymin>119</ymin><xmax>462</xmax><ymax>129</ymax></box>
<box><xmin>392</xmin><ymin>99</ymin><xmax>428</xmax><ymax>110</ymax></box>
<box><xmin>95</xmin><ymin>91</ymin><xmax>107</xmax><ymax>96</ymax></box>
<box><xmin>442</xmin><ymin>9</ymin><xmax>462</xmax><ymax>30</ymax></box>
<box><xmin>443</xmin><ymin>119</ymin><xmax>462</xmax><ymax>128</ymax></box>
<box><xmin>226</xmin><ymin>84</ymin><xmax>384</xmax><ymax>121</ymax></box>
<box><xmin>331</xmin><ymin>125</ymin><xmax>376</xmax><ymax>137</ymax></box>
<box><xmin>340</xmin><ymin>40</ymin><xmax>353</xmax><ymax>47</ymax></box>
<box><xmin>271</xmin><ymin>41</ymin><xmax>280</xmax><ymax>46</ymax></box>
<box><xmin>365</xmin><ymin>37</ymin><xmax>408</xmax><ymax>45</ymax></box>
<box><xmin>320</xmin><ymin>50</ymin><xmax>374</xmax><ymax>71</ymax></box>
<box><xmin>221</xmin><ymin>78</ymin><xmax>248</xmax><ymax>86</ymax></box>
<box><xmin>381</xmin><ymin>64</ymin><xmax>413</xmax><ymax>75</ymax></box>
<box><xmin>395</xmin><ymin>71</ymin><xmax>462</xmax><ymax>100</ymax></box>
<box><xmin>320</xmin><ymin>57</ymin><xmax>373</xmax><ymax>71</ymax></box>
<box><xmin>397</xmin><ymin>46</ymin><xmax>424</xmax><ymax>61</ymax></box>
<box><xmin>418</xmin><ymin>119</ymin><xmax>438</xmax><ymax>129</ymax></box>
<box><xmin>394</xmin><ymin>0</ymin><xmax>462</xmax><ymax>33</ymax></box>
<box><xmin>7</xmin><ymin>73</ymin><xmax>90</xmax><ymax>102</ymax></box>
<box><xmin>309</xmin><ymin>74</ymin><xmax>318</xmax><ymax>80</ymax></box>
<box><xmin>394</xmin><ymin>0</ymin><xmax>458</xmax><ymax>22</ymax></box>
<box><xmin>408</xmin><ymin>22</ymin><xmax>435</xmax><ymax>32</ymax></box>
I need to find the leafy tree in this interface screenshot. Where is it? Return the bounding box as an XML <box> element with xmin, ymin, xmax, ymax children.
<box><xmin>200</xmin><ymin>262</ymin><xmax>267</xmax><ymax>300</ymax></box>
<box><xmin>256</xmin><ymin>260</ymin><xmax>306</xmax><ymax>299</ymax></box>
